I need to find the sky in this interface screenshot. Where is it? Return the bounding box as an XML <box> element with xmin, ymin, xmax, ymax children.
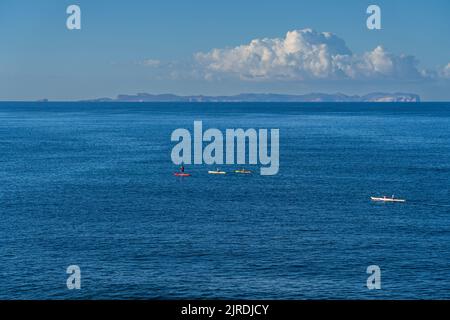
<box><xmin>0</xmin><ymin>0</ymin><xmax>449</xmax><ymax>101</ymax></box>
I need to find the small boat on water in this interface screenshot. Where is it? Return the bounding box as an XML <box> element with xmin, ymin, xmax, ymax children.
<box><xmin>371</xmin><ymin>195</ymin><xmax>406</xmax><ymax>203</ymax></box>
<box><xmin>208</xmin><ymin>170</ymin><xmax>226</xmax><ymax>175</ymax></box>
<box><xmin>174</xmin><ymin>172</ymin><xmax>191</xmax><ymax>177</ymax></box>
<box><xmin>235</xmin><ymin>169</ymin><xmax>252</xmax><ymax>174</ymax></box>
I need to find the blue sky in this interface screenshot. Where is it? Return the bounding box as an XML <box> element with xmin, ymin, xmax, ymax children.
<box><xmin>0</xmin><ymin>0</ymin><xmax>449</xmax><ymax>100</ymax></box>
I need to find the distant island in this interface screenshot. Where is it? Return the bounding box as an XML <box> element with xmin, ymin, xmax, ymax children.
<box><xmin>82</xmin><ymin>92</ymin><xmax>420</xmax><ymax>103</ymax></box>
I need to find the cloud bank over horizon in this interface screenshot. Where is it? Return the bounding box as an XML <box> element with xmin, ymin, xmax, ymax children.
<box><xmin>192</xmin><ymin>28</ymin><xmax>444</xmax><ymax>83</ymax></box>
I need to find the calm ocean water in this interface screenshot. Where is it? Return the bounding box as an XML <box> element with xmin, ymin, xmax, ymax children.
<box><xmin>0</xmin><ymin>102</ymin><xmax>449</xmax><ymax>299</ymax></box>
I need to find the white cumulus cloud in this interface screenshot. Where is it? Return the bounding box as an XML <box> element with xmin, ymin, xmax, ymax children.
<box><xmin>441</xmin><ymin>63</ymin><xmax>450</xmax><ymax>78</ymax></box>
<box><xmin>195</xmin><ymin>28</ymin><xmax>424</xmax><ymax>81</ymax></box>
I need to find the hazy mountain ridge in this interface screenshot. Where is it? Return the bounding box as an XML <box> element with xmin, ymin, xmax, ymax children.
<box><xmin>86</xmin><ymin>92</ymin><xmax>420</xmax><ymax>103</ymax></box>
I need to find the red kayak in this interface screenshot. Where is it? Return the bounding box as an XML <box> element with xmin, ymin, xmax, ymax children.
<box><xmin>174</xmin><ymin>172</ymin><xmax>191</xmax><ymax>177</ymax></box>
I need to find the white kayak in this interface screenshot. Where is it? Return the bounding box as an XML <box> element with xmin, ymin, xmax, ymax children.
<box><xmin>371</xmin><ymin>196</ymin><xmax>406</xmax><ymax>203</ymax></box>
<box><xmin>208</xmin><ymin>171</ymin><xmax>226</xmax><ymax>175</ymax></box>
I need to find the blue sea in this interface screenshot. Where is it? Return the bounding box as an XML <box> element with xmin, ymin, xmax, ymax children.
<box><xmin>0</xmin><ymin>102</ymin><xmax>449</xmax><ymax>299</ymax></box>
